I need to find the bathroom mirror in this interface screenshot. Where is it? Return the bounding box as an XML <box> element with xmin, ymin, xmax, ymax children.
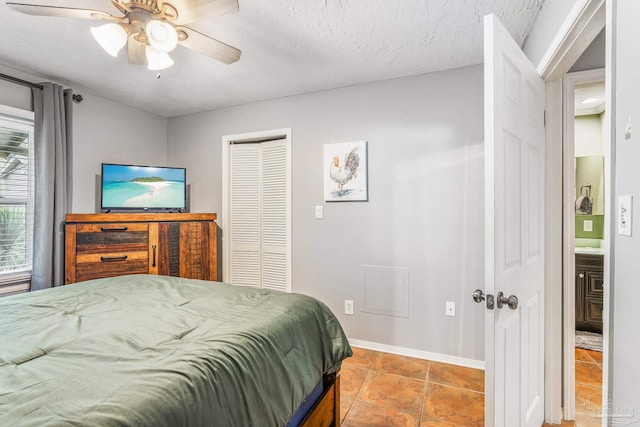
<box><xmin>575</xmin><ymin>155</ymin><xmax>604</xmax><ymax>215</ymax></box>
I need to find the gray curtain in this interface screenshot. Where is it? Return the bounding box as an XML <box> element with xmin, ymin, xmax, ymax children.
<box><xmin>31</xmin><ymin>83</ymin><xmax>73</xmax><ymax>291</ymax></box>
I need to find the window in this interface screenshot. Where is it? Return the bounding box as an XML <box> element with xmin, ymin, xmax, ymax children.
<box><xmin>0</xmin><ymin>108</ymin><xmax>34</xmax><ymax>290</ymax></box>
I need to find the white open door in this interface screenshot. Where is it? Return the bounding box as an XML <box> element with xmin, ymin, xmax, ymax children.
<box><xmin>482</xmin><ymin>14</ymin><xmax>545</xmax><ymax>427</ymax></box>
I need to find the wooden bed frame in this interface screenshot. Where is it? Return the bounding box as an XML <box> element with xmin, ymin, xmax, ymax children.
<box><xmin>300</xmin><ymin>370</ymin><xmax>341</xmax><ymax>427</ymax></box>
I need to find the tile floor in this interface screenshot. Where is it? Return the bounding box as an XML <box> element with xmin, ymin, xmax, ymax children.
<box><xmin>573</xmin><ymin>347</ymin><xmax>603</xmax><ymax>427</ymax></box>
<box><xmin>340</xmin><ymin>347</ymin><xmax>484</xmax><ymax>426</ymax></box>
<box><xmin>339</xmin><ymin>346</ymin><xmax>603</xmax><ymax>427</ymax></box>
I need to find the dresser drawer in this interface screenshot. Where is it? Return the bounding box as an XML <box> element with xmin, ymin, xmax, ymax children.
<box><xmin>75</xmin><ymin>251</ymin><xmax>149</xmax><ymax>282</ymax></box>
<box><xmin>76</xmin><ymin>223</ymin><xmax>149</xmax><ymax>254</ymax></box>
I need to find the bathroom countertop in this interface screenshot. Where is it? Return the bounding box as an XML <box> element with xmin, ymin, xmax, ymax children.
<box><xmin>575</xmin><ymin>246</ymin><xmax>604</xmax><ymax>255</ymax></box>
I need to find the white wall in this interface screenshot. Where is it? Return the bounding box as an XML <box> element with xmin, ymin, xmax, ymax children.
<box><xmin>611</xmin><ymin>0</ymin><xmax>640</xmax><ymax>418</ymax></box>
<box><xmin>0</xmin><ymin>68</ymin><xmax>31</xmax><ymax>111</ymax></box>
<box><xmin>168</xmin><ymin>66</ymin><xmax>485</xmax><ymax>362</ymax></box>
<box><xmin>0</xmin><ymin>63</ymin><xmax>169</xmax><ymax>213</ymax></box>
<box><xmin>570</xmin><ymin>29</ymin><xmax>606</xmax><ymax>73</ymax></box>
<box><xmin>72</xmin><ymin>93</ymin><xmax>168</xmax><ymax>212</ymax></box>
<box><xmin>575</xmin><ymin>114</ymin><xmax>604</xmax><ymax>157</ymax></box>
<box><xmin>523</xmin><ymin>0</ymin><xmax>578</xmax><ymax>67</ymax></box>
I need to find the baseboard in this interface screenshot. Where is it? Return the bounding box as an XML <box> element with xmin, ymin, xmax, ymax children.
<box><xmin>348</xmin><ymin>338</ymin><xmax>485</xmax><ymax>371</ymax></box>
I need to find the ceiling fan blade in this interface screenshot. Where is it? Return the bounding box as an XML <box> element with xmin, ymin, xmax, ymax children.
<box><xmin>162</xmin><ymin>0</ymin><xmax>239</xmax><ymax>25</ymax></box>
<box><xmin>6</xmin><ymin>3</ymin><xmax>114</xmax><ymax>20</ymax></box>
<box><xmin>128</xmin><ymin>35</ymin><xmax>147</xmax><ymax>65</ymax></box>
<box><xmin>176</xmin><ymin>26</ymin><xmax>241</xmax><ymax>64</ymax></box>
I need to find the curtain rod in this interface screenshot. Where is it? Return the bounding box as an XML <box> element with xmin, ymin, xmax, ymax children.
<box><xmin>0</xmin><ymin>72</ymin><xmax>44</xmax><ymax>90</ymax></box>
<box><xmin>0</xmin><ymin>72</ymin><xmax>83</xmax><ymax>102</ymax></box>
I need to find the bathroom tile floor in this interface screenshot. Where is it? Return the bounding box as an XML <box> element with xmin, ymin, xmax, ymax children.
<box><xmin>573</xmin><ymin>348</ymin><xmax>603</xmax><ymax>427</ymax></box>
<box><xmin>340</xmin><ymin>347</ymin><xmax>603</xmax><ymax>426</ymax></box>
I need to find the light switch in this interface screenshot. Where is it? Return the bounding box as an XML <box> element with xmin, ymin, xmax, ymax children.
<box><xmin>618</xmin><ymin>195</ymin><xmax>633</xmax><ymax>236</ymax></box>
<box><xmin>583</xmin><ymin>220</ymin><xmax>593</xmax><ymax>232</ymax></box>
<box><xmin>445</xmin><ymin>301</ymin><xmax>456</xmax><ymax>317</ymax></box>
<box><xmin>315</xmin><ymin>205</ymin><xmax>324</xmax><ymax>219</ymax></box>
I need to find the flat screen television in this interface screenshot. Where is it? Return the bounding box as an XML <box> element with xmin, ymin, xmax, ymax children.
<box><xmin>101</xmin><ymin>163</ymin><xmax>186</xmax><ymax>211</ymax></box>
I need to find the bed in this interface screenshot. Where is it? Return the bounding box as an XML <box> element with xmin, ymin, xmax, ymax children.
<box><xmin>0</xmin><ymin>275</ymin><xmax>352</xmax><ymax>426</ymax></box>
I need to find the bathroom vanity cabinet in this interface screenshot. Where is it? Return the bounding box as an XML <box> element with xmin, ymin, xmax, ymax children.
<box><xmin>575</xmin><ymin>253</ymin><xmax>604</xmax><ymax>333</ymax></box>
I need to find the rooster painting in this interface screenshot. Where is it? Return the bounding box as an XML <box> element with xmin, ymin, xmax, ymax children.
<box><xmin>330</xmin><ymin>148</ymin><xmax>360</xmax><ymax>194</ymax></box>
<box><xmin>324</xmin><ymin>141</ymin><xmax>368</xmax><ymax>201</ymax></box>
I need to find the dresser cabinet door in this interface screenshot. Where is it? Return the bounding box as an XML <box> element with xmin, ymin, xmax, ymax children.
<box><xmin>154</xmin><ymin>221</ymin><xmax>217</xmax><ymax>281</ymax></box>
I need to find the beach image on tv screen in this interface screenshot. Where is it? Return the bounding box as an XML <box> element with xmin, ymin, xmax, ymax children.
<box><xmin>102</xmin><ymin>165</ymin><xmax>185</xmax><ymax>209</ymax></box>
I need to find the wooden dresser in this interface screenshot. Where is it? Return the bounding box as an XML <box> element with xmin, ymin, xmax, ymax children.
<box><xmin>65</xmin><ymin>213</ymin><xmax>217</xmax><ymax>284</ymax></box>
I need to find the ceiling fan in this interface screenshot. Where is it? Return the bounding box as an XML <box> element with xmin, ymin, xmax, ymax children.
<box><xmin>6</xmin><ymin>0</ymin><xmax>241</xmax><ymax>70</ymax></box>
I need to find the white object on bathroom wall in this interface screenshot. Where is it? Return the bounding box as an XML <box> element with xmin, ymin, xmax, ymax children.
<box><xmin>618</xmin><ymin>195</ymin><xmax>633</xmax><ymax>236</ymax></box>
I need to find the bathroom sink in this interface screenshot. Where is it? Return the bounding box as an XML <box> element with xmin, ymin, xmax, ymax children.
<box><xmin>575</xmin><ymin>238</ymin><xmax>604</xmax><ymax>255</ymax></box>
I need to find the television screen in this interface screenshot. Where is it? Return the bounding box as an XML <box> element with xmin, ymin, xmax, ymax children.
<box><xmin>101</xmin><ymin>163</ymin><xmax>186</xmax><ymax>210</ymax></box>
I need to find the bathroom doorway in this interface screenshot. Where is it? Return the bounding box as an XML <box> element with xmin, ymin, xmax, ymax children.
<box><xmin>573</xmin><ymin>78</ymin><xmax>605</xmax><ymax>426</ymax></box>
<box><xmin>562</xmin><ymin>68</ymin><xmax>607</xmax><ymax>424</ymax></box>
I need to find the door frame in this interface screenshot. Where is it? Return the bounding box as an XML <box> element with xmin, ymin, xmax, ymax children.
<box><xmin>562</xmin><ymin>68</ymin><xmax>606</xmax><ymax>421</ymax></box>
<box><xmin>534</xmin><ymin>0</ymin><xmax>605</xmax><ymax>423</ymax></box>
<box><xmin>221</xmin><ymin>128</ymin><xmax>292</xmax><ymax>284</ymax></box>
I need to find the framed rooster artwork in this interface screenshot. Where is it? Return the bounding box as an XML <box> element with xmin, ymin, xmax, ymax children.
<box><xmin>324</xmin><ymin>141</ymin><xmax>368</xmax><ymax>202</ymax></box>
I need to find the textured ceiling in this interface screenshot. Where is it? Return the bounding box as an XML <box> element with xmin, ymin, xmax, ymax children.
<box><xmin>0</xmin><ymin>0</ymin><xmax>545</xmax><ymax>117</ymax></box>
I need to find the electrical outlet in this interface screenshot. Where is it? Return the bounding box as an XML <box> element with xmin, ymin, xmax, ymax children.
<box><xmin>315</xmin><ymin>205</ymin><xmax>324</xmax><ymax>219</ymax></box>
<box><xmin>445</xmin><ymin>301</ymin><xmax>456</xmax><ymax>317</ymax></box>
<box><xmin>344</xmin><ymin>300</ymin><xmax>354</xmax><ymax>315</ymax></box>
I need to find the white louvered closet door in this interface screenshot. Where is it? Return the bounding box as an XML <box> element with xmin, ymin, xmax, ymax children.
<box><xmin>229</xmin><ymin>139</ymin><xmax>290</xmax><ymax>292</ymax></box>
<box><xmin>260</xmin><ymin>140</ymin><xmax>289</xmax><ymax>292</ymax></box>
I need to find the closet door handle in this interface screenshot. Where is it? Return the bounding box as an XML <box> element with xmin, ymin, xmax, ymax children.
<box><xmin>100</xmin><ymin>255</ymin><xmax>128</xmax><ymax>262</ymax></box>
<box><xmin>152</xmin><ymin>245</ymin><xmax>157</xmax><ymax>267</ymax></box>
<box><xmin>100</xmin><ymin>226</ymin><xmax>128</xmax><ymax>232</ymax></box>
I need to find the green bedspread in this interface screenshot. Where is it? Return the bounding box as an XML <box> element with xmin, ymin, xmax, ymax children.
<box><xmin>0</xmin><ymin>275</ymin><xmax>352</xmax><ymax>426</ymax></box>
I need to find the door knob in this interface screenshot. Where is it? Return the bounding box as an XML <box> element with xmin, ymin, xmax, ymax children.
<box><xmin>472</xmin><ymin>289</ymin><xmax>485</xmax><ymax>303</ymax></box>
<box><xmin>578</xmin><ymin>273</ymin><xmax>584</xmax><ymax>279</ymax></box>
<box><xmin>496</xmin><ymin>291</ymin><xmax>518</xmax><ymax>310</ymax></box>
<box><xmin>472</xmin><ymin>289</ymin><xmax>495</xmax><ymax>310</ymax></box>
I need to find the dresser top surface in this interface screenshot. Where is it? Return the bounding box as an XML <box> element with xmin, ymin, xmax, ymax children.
<box><xmin>66</xmin><ymin>213</ymin><xmax>217</xmax><ymax>223</ymax></box>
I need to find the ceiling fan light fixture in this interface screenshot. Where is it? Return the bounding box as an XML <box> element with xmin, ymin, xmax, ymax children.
<box><xmin>146</xmin><ymin>46</ymin><xmax>174</xmax><ymax>70</ymax></box>
<box><xmin>90</xmin><ymin>23</ymin><xmax>128</xmax><ymax>57</ymax></box>
<box><xmin>146</xmin><ymin>20</ymin><xmax>178</xmax><ymax>53</ymax></box>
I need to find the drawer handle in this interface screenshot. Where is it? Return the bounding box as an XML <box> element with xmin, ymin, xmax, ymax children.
<box><xmin>152</xmin><ymin>245</ymin><xmax>157</xmax><ymax>268</ymax></box>
<box><xmin>100</xmin><ymin>226</ymin><xmax>128</xmax><ymax>232</ymax></box>
<box><xmin>100</xmin><ymin>255</ymin><xmax>128</xmax><ymax>262</ymax></box>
